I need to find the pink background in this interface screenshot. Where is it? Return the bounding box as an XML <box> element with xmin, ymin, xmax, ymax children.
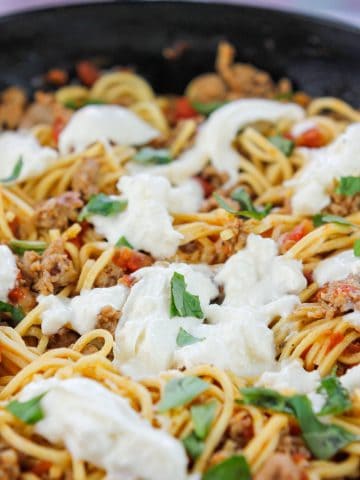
<box><xmin>0</xmin><ymin>0</ymin><xmax>359</xmax><ymax>26</ymax></box>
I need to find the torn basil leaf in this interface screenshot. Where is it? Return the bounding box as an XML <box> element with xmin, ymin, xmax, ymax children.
<box><xmin>313</xmin><ymin>214</ymin><xmax>353</xmax><ymax>228</ymax></box>
<box><xmin>0</xmin><ymin>157</ymin><xmax>23</xmax><ymax>183</ymax></box>
<box><xmin>157</xmin><ymin>376</ymin><xmax>209</xmax><ymax>412</ymax></box>
<box><xmin>0</xmin><ymin>301</ymin><xmax>25</xmax><ymax>325</ymax></box>
<box><xmin>9</xmin><ymin>240</ymin><xmax>47</xmax><ymax>255</ymax></box>
<box><xmin>317</xmin><ymin>374</ymin><xmax>351</xmax><ymax>416</ymax></box>
<box><xmin>115</xmin><ymin>236</ymin><xmax>133</xmax><ymax>249</ymax></box>
<box><xmin>336</xmin><ymin>176</ymin><xmax>360</xmax><ymax>196</ymax></box>
<box><xmin>191</xmin><ymin>101</ymin><xmax>227</xmax><ymax>116</ymax></box>
<box><xmin>182</xmin><ymin>431</ymin><xmax>204</xmax><ymax>460</ymax></box>
<box><xmin>269</xmin><ymin>134</ymin><xmax>294</xmax><ymax>156</ymax></box>
<box><xmin>78</xmin><ymin>193</ymin><xmax>127</xmax><ymax>221</ymax></box>
<box><xmin>176</xmin><ymin>327</ymin><xmax>204</xmax><ymax>347</ymax></box>
<box><xmin>203</xmin><ymin>455</ymin><xmax>251</xmax><ymax>480</ymax></box>
<box><xmin>170</xmin><ymin>272</ymin><xmax>203</xmax><ymax>319</ymax></box>
<box><xmin>354</xmin><ymin>239</ymin><xmax>360</xmax><ymax>257</ymax></box>
<box><xmin>191</xmin><ymin>400</ymin><xmax>217</xmax><ymax>440</ymax></box>
<box><xmin>133</xmin><ymin>147</ymin><xmax>173</xmax><ymax>165</ymax></box>
<box><xmin>214</xmin><ymin>192</ymin><xmax>271</xmax><ymax>220</ymax></box>
<box><xmin>6</xmin><ymin>393</ymin><xmax>46</xmax><ymax>425</ymax></box>
<box><xmin>240</xmin><ymin>387</ymin><xmax>293</xmax><ymax>414</ymax></box>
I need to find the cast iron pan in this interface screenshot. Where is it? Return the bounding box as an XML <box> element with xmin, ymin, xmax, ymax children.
<box><xmin>0</xmin><ymin>1</ymin><xmax>359</xmax><ymax>104</ymax></box>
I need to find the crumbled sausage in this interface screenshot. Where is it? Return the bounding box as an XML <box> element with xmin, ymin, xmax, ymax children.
<box><xmin>19</xmin><ymin>239</ymin><xmax>77</xmax><ymax>295</ymax></box>
<box><xmin>316</xmin><ymin>274</ymin><xmax>360</xmax><ymax>318</ymax></box>
<box><xmin>186</xmin><ymin>73</ymin><xmax>227</xmax><ymax>104</ymax></box>
<box><xmin>95</xmin><ymin>306</ymin><xmax>121</xmax><ymax>336</ymax></box>
<box><xmin>325</xmin><ymin>191</ymin><xmax>360</xmax><ymax>217</ymax></box>
<box><xmin>47</xmin><ymin>327</ymin><xmax>79</xmax><ymax>349</ymax></box>
<box><xmin>227</xmin><ymin>412</ymin><xmax>253</xmax><ymax>448</ymax></box>
<box><xmin>94</xmin><ymin>262</ymin><xmax>124</xmax><ymax>288</ymax></box>
<box><xmin>35</xmin><ymin>192</ymin><xmax>84</xmax><ymax>231</ymax></box>
<box><xmin>71</xmin><ymin>158</ymin><xmax>100</xmax><ymax>201</ymax></box>
<box><xmin>254</xmin><ymin>453</ymin><xmax>306</xmax><ymax>480</ymax></box>
<box><xmin>277</xmin><ymin>434</ymin><xmax>311</xmax><ymax>461</ymax></box>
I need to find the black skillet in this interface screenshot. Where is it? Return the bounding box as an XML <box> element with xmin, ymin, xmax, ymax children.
<box><xmin>0</xmin><ymin>1</ymin><xmax>359</xmax><ymax>104</ymax></box>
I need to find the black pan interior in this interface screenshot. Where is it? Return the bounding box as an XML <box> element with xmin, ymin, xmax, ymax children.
<box><xmin>0</xmin><ymin>1</ymin><xmax>359</xmax><ymax>104</ymax></box>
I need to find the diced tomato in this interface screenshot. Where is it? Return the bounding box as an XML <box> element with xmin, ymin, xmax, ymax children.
<box><xmin>76</xmin><ymin>61</ymin><xmax>100</xmax><ymax>87</ymax></box>
<box><xmin>31</xmin><ymin>460</ymin><xmax>52</xmax><ymax>475</ymax></box>
<box><xmin>260</xmin><ymin>228</ymin><xmax>274</xmax><ymax>239</ymax></box>
<box><xmin>296</xmin><ymin>128</ymin><xmax>327</xmax><ymax>148</ymax></box>
<box><xmin>279</xmin><ymin>220</ymin><xmax>313</xmax><ymax>253</ymax></box>
<box><xmin>174</xmin><ymin>97</ymin><xmax>198</xmax><ymax>120</ymax></box>
<box><xmin>113</xmin><ymin>248</ymin><xmax>152</xmax><ymax>273</ymax></box>
<box><xmin>326</xmin><ymin>332</ymin><xmax>345</xmax><ymax>353</ymax></box>
<box><xmin>292</xmin><ymin>452</ymin><xmax>308</xmax><ymax>464</ymax></box>
<box><xmin>120</xmin><ymin>274</ymin><xmax>134</xmax><ymax>288</ymax></box>
<box><xmin>8</xmin><ymin>286</ymin><xmax>26</xmax><ymax>304</ymax></box>
<box><xmin>194</xmin><ymin>176</ymin><xmax>214</xmax><ymax>198</ymax></box>
<box><xmin>52</xmin><ymin>115</ymin><xmax>66</xmax><ymax>144</ymax></box>
<box><xmin>45</xmin><ymin>68</ymin><xmax>68</xmax><ymax>86</ymax></box>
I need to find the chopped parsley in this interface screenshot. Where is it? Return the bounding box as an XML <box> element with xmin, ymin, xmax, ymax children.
<box><xmin>78</xmin><ymin>193</ymin><xmax>127</xmax><ymax>221</ymax></box>
<box><xmin>214</xmin><ymin>189</ymin><xmax>272</xmax><ymax>220</ymax></box>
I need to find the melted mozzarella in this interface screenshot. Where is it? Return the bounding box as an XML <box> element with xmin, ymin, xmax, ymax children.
<box><xmin>58</xmin><ymin>105</ymin><xmax>160</xmax><ymax>154</ymax></box>
<box><xmin>114</xmin><ymin>263</ymin><xmax>218</xmax><ymax>378</ymax></box>
<box><xmin>90</xmin><ymin>174</ymin><xmax>202</xmax><ymax>259</ymax></box>
<box><xmin>175</xmin><ymin>305</ymin><xmax>276</xmax><ymax>376</ymax></box>
<box><xmin>288</xmin><ymin>123</ymin><xmax>360</xmax><ymax>214</ymax></box>
<box><xmin>290</xmin><ymin>118</ymin><xmax>318</xmax><ymax>138</ymax></box>
<box><xmin>38</xmin><ymin>285</ymin><xmax>128</xmax><ymax>335</ymax></box>
<box><xmin>340</xmin><ymin>365</ymin><xmax>360</xmax><ymax>392</ymax></box>
<box><xmin>313</xmin><ymin>249</ymin><xmax>360</xmax><ymax>287</ymax></box>
<box><xmin>215</xmin><ymin>234</ymin><xmax>307</xmax><ymax>321</ymax></box>
<box><xmin>127</xmin><ymin>99</ymin><xmax>304</xmax><ymax>185</ymax></box>
<box><xmin>0</xmin><ymin>245</ymin><xmax>18</xmax><ymax>302</ymax></box>
<box><xmin>19</xmin><ymin>377</ymin><xmax>187</xmax><ymax>480</ymax></box>
<box><xmin>257</xmin><ymin>360</ymin><xmax>321</xmax><ymax>394</ymax></box>
<box><xmin>0</xmin><ymin>131</ymin><xmax>58</xmax><ymax>183</ymax></box>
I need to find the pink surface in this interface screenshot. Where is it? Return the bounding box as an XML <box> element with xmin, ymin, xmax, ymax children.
<box><xmin>0</xmin><ymin>0</ymin><xmax>359</xmax><ymax>26</ymax></box>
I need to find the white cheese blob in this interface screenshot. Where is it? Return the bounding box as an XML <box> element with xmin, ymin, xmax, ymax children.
<box><xmin>257</xmin><ymin>359</ymin><xmax>321</xmax><ymax>394</ymax></box>
<box><xmin>215</xmin><ymin>233</ymin><xmax>307</xmax><ymax>321</ymax></box>
<box><xmin>174</xmin><ymin>305</ymin><xmax>276</xmax><ymax>377</ymax></box>
<box><xmin>313</xmin><ymin>249</ymin><xmax>360</xmax><ymax>287</ymax></box>
<box><xmin>127</xmin><ymin>99</ymin><xmax>304</xmax><ymax>185</ymax></box>
<box><xmin>288</xmin><ymin>123</ymin><xmax>360</xmax><ymax>214</ymax></box>
<box><xmin>90</xmin><ymin>174</ymin><xmax>202</xmax><ymax>259</ymax></box>
<box><xmin>58</xmin><ymin>105</ymin><xmax>160</xmax><ymax>154</ymax></box>
<box><xmin>38</xmin><ymin>285</ymin><xmax>128</xmax><ymax>335</ymax></box>
<box><xmin>18</xmin><ymin>377</ymin><xmax>187</xmax><ymax>480</ymax></box>
<box><xmin>0</xmin><ymin>245</ymin><xmax>18</xmax><ymax>301</ymax></box>
<box><xmin>340</xmin><ymin>365</ymin><xmax>360</xmax><ymax>392</ymax></box>
<box><xmin>114</xmin><ymin>263</ymin><xmax>218</xmax><ymax>378</ymax></box>
<box><xmin>290</xmin><ymin>118</ymin><xmax>318</xmax><ymax>138</ymax></box>
<box><xmin>0</xmin><ymin>131</ymin><xmax>58</xmax><ymax>183</ymax></box>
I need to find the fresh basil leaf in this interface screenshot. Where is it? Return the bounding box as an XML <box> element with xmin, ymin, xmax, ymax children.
<box><xmin>240</xmin><ymin>387</ymin><xmax>293</xmax><ymax>414</ymax></box>
<box><xmin>0</xmin><ymin>301</ymin><xmax>25</xmax><ymax>326</ymax></box>
<box><xmin>63</xmin><ymin>100</ymin><xmax>79</xmax><ymax>110</ymax></box>
<box><xmin>354</xmin><ymin>239</ymin><xmax>360</xmax><ymax>257</ymax></box>
<box><xmin>9</xmin><ymin>240</ymin><xmax>47</xmax><ymax>255</ymax></box>
<box><xmin>157</xmin><ymin>376</ymin><xmax>209</xmax><ymax>412</ymax></box>
<box><xmin>78</xmin><ymin>194</ymin><xmax>127</xmax><ymax>221</ymax></box>
<box><xmin>115</xmin><ymin>236</ymin><xmax>133</xmax><ymax>249</ymax></box>
<box><xmin>313</xmin><ymin>214</ymin><xmax>353</xmax><ymax>228</ymax></box>
<box><xmin>203</xmin><ymin>455</ymin><xmax>251</xmax><ymax>480</ymax></box>
<box><xmin>191</xmin><ymin>401</ymin><xmax>217</xmax><ymax>440</ymax></box>
<box><xmin>85</xmin><ymin>99</ymin><xmax>105</xmax><ymax>106</ymax></box>
<box><xmin>64</xmin><ymin>98</ymin><xmax>105</xmax><ymax>110</ymax></box>
<box><xmin>191</xmin><ymin>101</ymin><xmax>227</xmax><ymax>116</ymax></box>
<box><xmin>214</xmin><ymin>193</ymin><xmax>271</xmax><ymax>220</ymax></box>
<box><xmin>170</xmin><ymin>272</ymin><xmax>203</xmax><ymax>319</ymax></box>
<box><xmin>133</xmin><ymin>147</ymin><xmax>173</xmax><ymax>165</ymax></box>
<box><xmin>317</xmin><ymin>374</ymin><xmax>351</xmax><ymax>416</ymax></box>
<box><xmin>6</xmin><ymin>393</ymin><xmax>46</xmax><ymax>425</ymax></box>
<box><xmin>289</xmin><ymin>395</ymin><xmax>357</xmax><ymax>460</ymax></box>
<box><xmin>269</xmin><ymin>135</ymin><xmax>294</xmax><ymax>156</ymax></box>
<box><xmin>0</xmin><ymin>157</ymin><xmax>23</xmax><ymax>183</ymax></box>
<box><xmin>182</xmin><ymin>432</ymin><xmax>204</xmax><ymax>460</ymax></box>
<box><xmin>274</xmin><ymin>91</ymin><xmax>294</xmax><ymax>101</ymax></box>
<box><xmin>176</xmin><ymin>327</ymin><xmax>204</xmax><ymax>347</ymax></box>
<box><xmin>231</xmin><ymin>188</ymin><xmax>254</xmax><ymax>211</ymax></box>
<box><xmin>336</xmin><ymin>176</ymin><xmax>360</xmax><ymax>196</ymax></box>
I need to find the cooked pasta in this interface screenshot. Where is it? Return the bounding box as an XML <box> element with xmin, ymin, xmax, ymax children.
<box><xmin>0</xmin><ymin>42</ymin><xmax>359</xmax><ymax>480</ymax></box>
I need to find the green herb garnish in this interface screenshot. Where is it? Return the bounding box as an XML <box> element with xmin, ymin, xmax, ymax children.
<box><xmin>6</xmin><ymin>393</ymin><xmax>46</xmax><ymax>425</ymax></box>
<box><xmin>133</xmin><ymin>147</ymin><xmax>173</xmax><ymax>165</ymax></box>
<box><xmin>240</xmin><ymin>387</ymin><xmax>294</xmax><ymax>414</ymax></box>
<box><xmin>354</xmin><ymin>239</ymin><xmax>360</xmax><ymax>257</ymax></box>
<box><xmin>191</xmin><ymin>401</ymin><xmax>217</xmax><ymax>440</ymax></box>
<box><xmin>269</xmin><ymin>134</ymin><xmax>295</xmax><ymax>156</ymax></box>
<box><xmin>182</xmin><ymin>431</ymin><xmax>204</xmax><ymax>460</ymax></box>
<box><xmin>157</xmin><ymin>376</ymin><xmax>209</xmax><ymax>412</ymax></box>
<box><xmin>78</xmin><ymin>193</ymin><xmax>127</xmax><ymax>221</ymax></box>
<box><xmin>313</xmin><ymin>214</ymin><xmax>353</xmax><ymax>228</ymax></box>
<box><xmin>317</xmin><ymin>373</ymin><xmax>351</xmax><ymax>416</ymax></box>
<box><xmin>203</xmin><ymin>455</ymin><xmax>251</xmax><ymax>480</ymax></box>
<box><xmin>336</xmin><ymin>176</ymin><xmax>360</xmax><ymax>196</ymax></box>
<box><xmin>214</xmin><ymin>190</ymin><xmax>271</xmax><ymax>220</ymax></box>
<box><xmin>176</xmin><ymin>327</ymin><xmax>204</xmax><ymax>347</ymax></box>
<box><xmin>0</xmin><ymin>301</ymin><xmax>25</xmax><ymax>326</ymax></box>
<box><xmin>115</xmin><ymin>236</ymin><xmax>133</xmax><ymax>249</ymax></box>
<box><xmin>0</xmin><ymin>157</ymin><xmax>23</xmax><ymax>183</ymax></box>
<box><xmin>170</xmin><ymin>272</ymin><xmax>203</xmax><ymax>319</ymax></box>
<box><xmin>191</xmin><ymin>101</ymin><xmax>227</xmax><ymax>116</ymax></box>
<box><xmin>9</xmin><ymin>240</ymin><xmax>47</xmax><ymax>255</ymax></box>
